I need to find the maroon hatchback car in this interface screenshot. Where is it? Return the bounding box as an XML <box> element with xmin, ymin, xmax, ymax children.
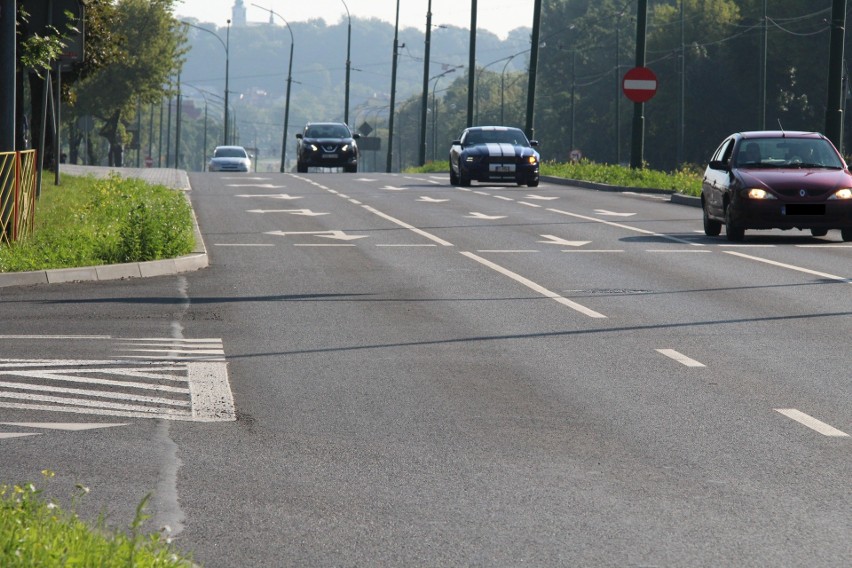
<box><xmin>702</xmin><ymin>131</ymin><xmax>852</xmax><ymax>241</ymax></box>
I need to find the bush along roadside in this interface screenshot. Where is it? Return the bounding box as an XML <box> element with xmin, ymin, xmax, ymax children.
<box><xmin>0</xmin><ymin>173</ymin><xmax>195</xmax><ymax>273</ymax></box>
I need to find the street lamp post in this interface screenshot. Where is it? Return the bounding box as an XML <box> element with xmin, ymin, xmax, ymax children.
<box><xmin>181</xmin><ymin>20</ymin><xmax>230</xmax><ymax>146</ymax></box>
<box><xmin>341</xmin><ymin>0</ymin><xmax>351</xmax><ymax>125</ymax></box>
<box><xmin>253</xmin><ymin>4</ymin><xmax>294</xmax><ymax>173</ymax></box>
<box><xmin>431</xmin><ymin>69</ymin><xmax>455</xmax><ymax>160</ymax></box>
<box><xmin>418</xmin><ymin>0</ymin><xmax>432</xmax><ymax>166</ymax></box>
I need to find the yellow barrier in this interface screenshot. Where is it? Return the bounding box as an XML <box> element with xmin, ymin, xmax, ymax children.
<box><xmin>0</xmin><ymin>150</ymin><xmax>37</xmax><ymax>244</ymax></box>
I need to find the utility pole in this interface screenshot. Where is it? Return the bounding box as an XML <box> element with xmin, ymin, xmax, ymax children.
<box><xmin>418</xmin><ymin>0</ymin><xmax>432</xmax><ymax>166</ymax></box>
<box><xmin>1</xmin><ymin>0</ymin><xmax>16</xmax><ymax>152</ymax></box>
<box><xmin>386</xmin><ymin>0</ymin><xmax>400</xmax><ymax>172</ymax></box>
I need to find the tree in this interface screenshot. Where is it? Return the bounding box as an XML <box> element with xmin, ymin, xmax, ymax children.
<box><xmin>71</xmin><ymin>0</ymin><xmax>185</xmax><ymax>166</ymax></box>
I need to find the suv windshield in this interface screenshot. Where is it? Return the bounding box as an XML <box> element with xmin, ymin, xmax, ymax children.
<box><xmin>305</xmin><ymin>124</ymin><xmax>351</xmax><ymax>138</ymax></box>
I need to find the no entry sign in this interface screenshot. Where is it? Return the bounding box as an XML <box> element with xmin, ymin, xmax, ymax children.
<box><xmin>622</xmin><ymin>66</ymin><xmax>658</xmax><ymax>103</ymax></box>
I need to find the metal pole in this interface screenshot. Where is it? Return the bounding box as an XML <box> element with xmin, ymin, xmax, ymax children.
<box><xmin>158</xmin><ymin>99</ymin><xmax>164</xmax><ymax>167</ymax></box>
<box><xmin>386</xmin><ymin>0</ymin><xmax>400</xmax><ymax>172</ymax></box>
<box><xmin>466</xmin><ymin>0</ymin><xmax>476</xmax><ymax>127</ymax></box>
<box><xmin>0</xmin><ymin>0</ymin><xmax>15</xmax><ymax>152</ymax></box>
<box><xmin>419</xmin><ymin>0</ymin><xmax>432</xmax><ymax>165</ymax></box>
<box><xmin>175</xmin><ymin>71</ymin><xmax>182</xmax><ymax>169</ymax></box>
<box><xmin>525</xmin><ymin>0</ymin><xmax>542</xmax><ymax>139</ymax></box>
<box><xmin>147</xmin><ymin>102</ymin><xmax>154</xmax><ymax>166</ymax></box>
<box><xmin>225</xmin><ymin>19</ymin><xmax>231</xmax><ymax>146</ymax></box>
<box><xmin>629</xmin><ymin>0</ymin><xmax>648</xmax><ymax>169</ymax></box>
<box><xmin>824</xmin><ymin>0</ymin><xmax>847</xmax><ymax>151</ymax></box>
<box><xmin>165</xmin><ymin>94</ymin><xmax>172</xmax><ymax>168</ymax></box>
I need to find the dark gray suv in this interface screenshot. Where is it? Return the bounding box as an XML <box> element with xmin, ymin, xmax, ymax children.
<box><xmin>295</xmin><ymin>122</ymin><xmax>360</xmax><ymax>173</ymax></box>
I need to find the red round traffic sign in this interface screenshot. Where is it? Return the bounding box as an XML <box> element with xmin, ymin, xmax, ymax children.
<box><xmin>622</xmin><ymin>66</ymin><xmax>658</xmax><ymax>103</ymax></box>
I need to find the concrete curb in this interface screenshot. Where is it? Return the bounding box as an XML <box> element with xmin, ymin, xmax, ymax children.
<box><xmin>540</xmin><ymin>175</ymin><xmax>702</xmax><ymax>207</ymax></box>
<box><xmin>0</xmin><ymin>166</ymin><xmax>208</xmax><ymax>288</ymax></box>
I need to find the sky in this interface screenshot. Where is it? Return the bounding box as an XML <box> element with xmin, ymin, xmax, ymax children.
<box><xmin>173</xmin><ymin>0</ymin><xmax>536</xmax><ymax>40</ymax></box>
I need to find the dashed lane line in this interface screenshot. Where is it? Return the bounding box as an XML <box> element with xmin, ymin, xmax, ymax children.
<box><xmin>656</xmin><ymin>349</ymin><xmax>706</xmax><ymax>367</ymax></box>
<box><xmin>775</xmin><ymin>409</ymin><xmax>849</xmax><ymax>437</ymax></box>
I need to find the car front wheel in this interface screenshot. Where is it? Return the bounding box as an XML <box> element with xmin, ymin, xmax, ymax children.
<box><xmin>450</xmin><ymin>165</ymin><xmax>459</xmax><ymax>185</ymax></box>
<box><xmin>841</xmin><ymin>227</ymin><xmax>852</xmax><ymax>242</ymax></box>
<box><xmin>725</xmin><ymin>204</ymin><xmax>745</xmax><ymax>242</ymax></box>
<box><xmin>810</xmin><ymin>228</ymin><xmax>828</xmax><ymax>237</ymax></box>
<box><xmin>703</xmin><ymin>202</ymin><xmax>722</xmax><ymax>236</ymax></box>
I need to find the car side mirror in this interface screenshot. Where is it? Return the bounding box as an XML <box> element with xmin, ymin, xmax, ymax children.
<box><xmin>295</xmin><ymin>133</ymin><xmax>303</xmax><ymax>139</ymax></box>
<box><xmin>352</xmin><ymin>133</ymin><xmax>361</xmax><ymax>139</ymax></box>
<box><xmin>529</xmin><ymin>140</ymin><xmax>539</xmax><ymax>147</ymax></box>
<box><xmin>708</xmin><ymin>160</ymin><xmax>729</xmax><ymax>171</ymax></box>
<box><xmin>452</xmin><ymin>140</ymin><xmax>461</xmax><ymax>146</ymax></box>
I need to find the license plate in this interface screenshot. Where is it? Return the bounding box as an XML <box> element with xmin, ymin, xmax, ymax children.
<box><xmin>322</xmin><ymin>153</ymin><xmax>338</xmax><ymax>159</ymax></box>
<box><xmin>489</xmin><ymin>164</ymin><xmax>515</xmax><ymax>173</ymax></box>
<box><xmin>783</xmin><ymin>204</ymin><xmax>825</xmax><ymax>215</ymax></box>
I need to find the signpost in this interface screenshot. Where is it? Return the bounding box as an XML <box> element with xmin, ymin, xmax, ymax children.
<box><xmin>622</xmin><ymin>66</ymin><xmax>657</xmax><ymax>103</ymax></box>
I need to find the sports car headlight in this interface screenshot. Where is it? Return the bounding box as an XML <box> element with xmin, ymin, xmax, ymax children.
<box><xmin>746</xmin><ymin>188</ymin><xmax>775</xmax><ymax>199</ymax></box>
<box><xmin>828</xmin><ymin>188</ymin><xmax>852</xmax><ymax>199</ymax></box>
<box><xmin>527</xmin><ymin>156</ymin><xmax>538</xmax><ymax>165</ymax></box>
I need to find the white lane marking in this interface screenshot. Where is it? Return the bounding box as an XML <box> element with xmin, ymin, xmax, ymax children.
<box><xmin>1</xmin><ymin>422</ymin><xmax>129</xmax><ymax>431</ymax></box>
<box><xmin>466</xmin><ymin>212</ymin><xmax>507</xmax><ymax>220</ymax></box>
<box><xmin>375</xmin><ymin>244</ymin><xmax>437</xmax><ymax>247</ymax></box>
<box><xmin>0</xmin><ymin>335</ymin><xmax>111</xmax><ymax>341</ymax></box>
<box><xmin>418</xmin><ymin>196</ymin><xmax>450</xmax><ymax>203</ymax></box>
<box><xmin>474</xmin><ymin>191</ymin><xmax>490</xmax><ymax>196</ymax></box>
<box><xmin>796</xmin><ymin>244</ymin><xmax>852</xmax><ymax>248</ymax></box>
<box><xmin>0</xmin><ymin>370</ymin><xmax>190</xmax><ymax>393</ymax></box>
<box><xmin>381</xmin><ymin>186</ymin><xmax>406</xmax><ymax>191</ymax></box>
<box><xmin>0</xmin><ymin>432</ymin><xmax>40</xmax><ymax>439</ymax></box>
<box><xmin>460</xmin><ymin>252</ymin><xmax>607</xmax><ymax>318</ymax></box>
<box><xmin>294</xmin><ymin>244</ymin><xmax>357</xmax><ymax>247</ymax></box>
<box><xmin>724</xmin><ymin>251</ymin><xmax>852</xmax><ymax>284</ymax></box>
<box><xmin>548</xmin><ymin>207</ymin><xmax>702</xmax><ymax>246</ymax></box>
<box><xmin>477</xmin><ymin>250</ymin><xmax>539</xmax><ymax>253</ymax></box>
<box><xmin>266</xmin><ymin>230</ymin><xmax>368</xmax><ymax>241</ymax></box>
<box><xmin>775</xmin><ymin>409</ymin><xmax>849</xmax><ymax>437</ymax></box>
<box><xmin>539</xmin><ymin>235</ymin><xmax>590</xmax><ymax>247</ymax></box>
<box><xmin>524</xmin><ymin>195</ymin><xmax>559</xmax><ymax>201</ymax></box>
<box><xmin>655</xmin><ymin>349</ymin><xmax>706</xmax><ymax>367</ymax></box>
<box><xmin>561</xmin><ymin>250</ymin><xmax>624</xmax><ymax>253</ymax></box>
<box><xmin>189</xmin><ymin>362</ymin><xmax>236</xmax><ymax>422</ymax></box>
<box><xmin>349</xmin><ymin>199</ymin><xmax>362</xmax><ymax>205</ymax></box>
<box><xmin>248</xmin><ymin>209</ymin><xmax>328</xmax><ymax>216</ymax></box>
<box><xmin>228</xmin><ymin>184</ymin><xmax>286</xmax><ymax>189</ymax></box>
<box><xmin>214</xmin><ymin>244</ymin><xmax>274</xmax><ymax>247</ymax></box>
<box><xmin>362</xmin><ymin>205</ymin><xmax>454</xmax><ymax>246</ymax></box>
<box><xmin>594</xmin><ymin>209</ymin><xmax>636</xmax><ymax>217</ymax></box>
<box><xmin>646</xmin><ymin>249</ymin><xmax>712</xmax><ymax>253</ymax></box>
<box><xmin>236</xmin><ymin>193</ymin><xmax>301</xmax><ymax>199</ymax></box>
<box><xmin>494</xmin><ymin>196</ymin><xmax>515</xmax><ymax>201</ymax></box>
<box><xmin>518</xmin><ymin>201</ymin><xmax>542</xmax><ymax>208</ymax></box>
<box><xmin>718</xmin><ymin>244</ymin><xmax>775</xmax><ymax>248</ymax></box>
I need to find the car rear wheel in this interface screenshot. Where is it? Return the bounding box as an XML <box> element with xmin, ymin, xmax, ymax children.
<box><xmin>810</xmin><ymin>228</ymin><xmax>828</xmax><ymax>237</ymax></box>
<box><xmin>703</xmin><ymin>202</ymin><xmax>722</xmax><ymax>236</ymax></box>
<box><xmin>725</xmin><ymin>204</ymin><xmax>745</xmax><ymax>242</ymax></box>
<box><xmin>345</xmin><ymin>164</ymin><xmax>357</xmax><ymax>173</ymax></box>
<box><xmin>841</xmin><ymin>227</ymin><xmax>852</xmax><ymax>242</ymax></box>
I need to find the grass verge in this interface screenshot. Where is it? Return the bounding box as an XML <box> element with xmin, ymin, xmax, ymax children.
<box><xmin>1</xmin><ymin>472</ymin><xmax>194</xmax><ymax>567</ymax></box>
<box><xmin>406</xmin><ymin>159</ymin><xmax>704</xmax><ymax>196</ymax></box>
<box><xmin>0</xmin><ymin>173</ymin><xmax>195</xmax><ymax>273</ymax></box>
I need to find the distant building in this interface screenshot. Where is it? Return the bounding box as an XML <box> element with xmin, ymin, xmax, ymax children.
<box><xmin>231</xmin><ymin>0</ymin><xmax>246</xmax><ymax>27</ymax></box>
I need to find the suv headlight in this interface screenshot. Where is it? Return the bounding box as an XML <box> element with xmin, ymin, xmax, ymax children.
<box><xmin>829</xmin><ymin>188</ymin><xmax>852</xmax><ymax>199</ymax></box>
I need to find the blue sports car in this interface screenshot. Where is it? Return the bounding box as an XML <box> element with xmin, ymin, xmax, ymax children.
<box><xmin>449</xmin><ymin>126</ymin><xmax>540</xmax><ymax>187</ymax></box>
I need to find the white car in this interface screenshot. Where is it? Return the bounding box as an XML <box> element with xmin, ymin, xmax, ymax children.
<box><xmin>208</xmin><ymin>145</ymin><xmax>251</xmax><ymax>172</ymax></box>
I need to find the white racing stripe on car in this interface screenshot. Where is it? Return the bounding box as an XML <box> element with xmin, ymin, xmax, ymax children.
<box><xmin>485</xmin><ymin>143</ymin><xmax>516</xmax><ymax>157</ymax></box>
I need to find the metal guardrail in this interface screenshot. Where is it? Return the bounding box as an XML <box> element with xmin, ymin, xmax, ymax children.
<box><xmin>0</xmin><ymin>150</ymin><xmax>37</xmax><ymax>244</ymax></box>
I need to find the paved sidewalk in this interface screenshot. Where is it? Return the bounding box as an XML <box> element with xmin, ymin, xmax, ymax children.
<box><xmin>0</xmin><ymin>165</ymin><xmax>207</xmax><ymax>288</ymax></box>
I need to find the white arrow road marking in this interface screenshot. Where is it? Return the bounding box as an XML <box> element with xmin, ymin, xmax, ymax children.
<box><xmin>466</xmin><ymin>212</ymin><xmax>507</xmax><ymax>220</ymax></box>
<box><xmin>594</xmin><ymin>209</ymin><xmax>636</xmax><ymax>217</ymax></box>
<box><xmin>237</xmin><ymin>193</ymin><xmax>302</xmax><ymax>200</ymax></box>
<box><xmin>1</xmin><ymin>422</ymin><xmax>129</xmax><ymax>431</ymax></box>
<box><xmin>247</xmin><ymin>209</ymin><xmax>328</xmax><ymax>216</ymax></box>
<box><xmin>418</xmin><ymin>196</ymin><xmax>450</xmax><ymax>203</ymax></box>
<box><xmin>655</xmin><ymin>349</ymin><xmax>706</xmax><ymax>367</ymax></box>
<box><xmin>538</xmin><ymin>235</ymin><xmax>591</xmax><ymax>247</ymax></box>
<box><xmin>228</xmin><ymin>184</ymin><xmax>287</xmax><ymax>188</ymax></box>
<box><xmin>0</xmin><ymin>432</ymin><xmax>40</xmax><ymax>439</ymax></box>
<box><xmin>524</xmin><ymin>195</ymin><xmax>559</xmax><ymax>201</ymax></box>
<box><xmin>460</xmin><ymin>252</ymin><xmax>606</xmax><ymax>318</ymax></box>
<box><xmin>355</xmin><ymin>178</ymin><xmax>378</xmax><ymax>182</ymax></box>
<box><xmin>265</xmin><ymin>230</ymin><xmax>368</xmax><ymax>241</ymax></box>
<box><xmin>381</xmin><ymin>186</ymin><xmax>407</xmax><ymax>191</ymax></box>
<box><xmin>775</xmin><ymin>409</ymin><xmax>849</xmax><ymax>437</ymax></box>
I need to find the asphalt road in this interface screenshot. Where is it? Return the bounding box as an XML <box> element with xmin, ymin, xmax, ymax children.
<box><xmin>2</xmin><ymin>171</ymin><xmax>850</xmax><ymax>567</ymax></box>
